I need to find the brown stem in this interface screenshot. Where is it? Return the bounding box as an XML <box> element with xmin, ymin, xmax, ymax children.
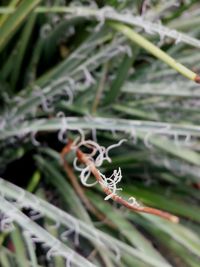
<box><xmin>61</xmin><ymin>139</ymin><xmax>179</xmax><ymax>223</ymax></box>
<box><xmin>76</xmin><ymin>149</ymin><xmax>179</xmax><ymax>223</ymax></box>
<box><xmin>195</xmin><ymin>74</ymin><xmax>200</xmax><ymax>83</ymax></box>
<box><xmin>61</xmin><ymin>141</ymin><xmax>114</xmax><ymax>227</ymax></box>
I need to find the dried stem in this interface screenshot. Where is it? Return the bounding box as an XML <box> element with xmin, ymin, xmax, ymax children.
<box><xmin>62</xmin><ymin>139</ymin><xmax>179</xmax><ymax>223</ymax></box>
<box><xmin>61</xmin><ymin>141</ymin><xmax>114</xmax><ymax>227</ymax></box>
<box><xmin>195</xmin><ymin>75</ymin><xmax>200</xmax><ymax>83</ymax></box>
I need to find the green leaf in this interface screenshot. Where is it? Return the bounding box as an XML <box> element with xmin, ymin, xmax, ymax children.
<box><xmin>0</xmin><ymin>0</ymin><xmax>41</xmax><ymax>52</ymax></box>
<box><xmin>104</xmin><ymin>47</ymin><xmax>138</xmax><ymax>105</ymax></box>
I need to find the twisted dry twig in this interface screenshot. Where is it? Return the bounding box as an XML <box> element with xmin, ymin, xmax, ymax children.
<box><xmin>62</xmin><ymin>139</ymin><xmax>179</xmax><ymax>223</ymax></box>
<box><xmin>61</xmin><ymin>140</ymin><xmax>114</xmax><ymax>227</ymax></box>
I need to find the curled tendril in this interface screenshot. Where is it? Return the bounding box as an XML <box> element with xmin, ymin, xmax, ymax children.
<box><xmin>105</xmin><ymin>139</ymin><xmax>127</xmax><ymax>163</ymax></box>
<box><xmin>0</xmin><ymin>214</ymin><xmax>15</xmax><ymax>232</ymax></box>
<box><xmin>113</xmin><ymin>245</ymin><xmax>121</xmax><ymax>263</ymax></box>
<box><xmin>31</xmin><ymin>131</ymin><xmax>40</xmax><ymax>146</ymax></box>
<box><xmin>60</xmin><ymin>228</ymin><xmax>74</xmax><ymax>241</ymax></box>
<box><xmin>46</xmin><ymin>241</ymin><xmax>60</xmax><ymax>260</ymax></box>
<box><xmin>80</xmin><ymin>165</ymin><xmax>98</xmax><ymax>187</ymax></box>
<box><xmin>73</xmin><ymin>139</ymin><xmax>126</xmax><ymax>190</ymax></box>
<box><xmin>71</xmin><ymin>129</ymin><xmax>85</xmax><ymax>148</ymax></box>
<box><xmin>29</xmin><ymin>210</ymin><xmax>43</xmax><ymax>220</ymax></box>
<box><xmin>82</xmin><ymin>66</ymin><xmax>96</xmax><ymax>86</ymax></box>
<box><xmin>60</xmin><ymin>224</ymin><xmax>79</xmax><ymax>246</ymax></box>
<box><xmin>128</xmin><ymin>197</ymin><xmax>141</xmax><ymax>208</ymax></box>
<box><xmin>144</xmin><ymin>125</ymin><xmax>171</xmax><ymax>148</ymax></box>
<box><xmin>30</xmin><ymin>234</ymin><xmax>43</xmax><ymax>243</ymax></box>
<box><xmin>57</xmin><ymin>112</ymin><xmax>68</xmax><ymax>143</ymax></box>
<box><xmin>99</xmin><ymin>167</ymin><xmax>123</xmax><ymax>200</ymax></box>
<box><xmin>33</xmin><ymin>87</ymin><xmax>54</xmax><ymax>112</ymax></box>
<box><xmin>73</xmin><ymin>157</ymin><xmax>86</xmax><ymax>172</ymax></box>
<box><xmin>62</xmin><ymin>85</ymin><xmax>74</xmax><ymax>105</ymax></box>
<box><xmin>94</xmin><ymin>6</ymin><xmax>113</xmax><ymax>32</ymax></box>
<box><xmin>66</xmin><ymin>251</ymin><xmax>75</xmax><ymax>267</ymax></box>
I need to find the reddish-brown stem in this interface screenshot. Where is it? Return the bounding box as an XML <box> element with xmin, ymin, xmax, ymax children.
<box><xmin>76</xmin><ymin>149</ymin><xmax>179</xmax><ymax>223</ymax></box>
<box><xmin>195</xmin><ymin>74</ymin><xmax>200</xmax><ymax>83</ymax></box>
<box><xmin>61</xmin><ymin>139</ymin><xmax>179</xmax><ymax>223</ymax></box>
<box><xmin>61</xmin><ymin>141</ymin><xmax>114</xmax><ymax>227</ymax></box>
<box><xmin>61</xmin><ymin>139</ymin><xmax>74</xmax><ymax>158</ymax></box>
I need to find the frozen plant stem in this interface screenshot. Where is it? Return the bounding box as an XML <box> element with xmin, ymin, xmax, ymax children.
<box><xmin>63</xmin><ymin>140</ymin><xmax>179</xmax><ymax>223</ymax></box>
<box><xmin>109</xmin><ymin>22</ymin><xmax>200</xmax><ymax>83</ymax></box>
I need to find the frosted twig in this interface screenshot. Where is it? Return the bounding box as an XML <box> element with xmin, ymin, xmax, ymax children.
<box><xmin>128</xmin><ymin>197</ymin><xmax>140</xmax><ymax>208</ymax></box>
<box><xmin>99</xmin><ymin>168</ymin><xmax>123</xmax><ymax>200</ymax></box>
<box><xmin>61</xmin><ymin>139</ymin><xmax>179</xmax><ymax>223</ymax></box>
<box><xmin>60</xmin><ymin>154</ymin><xmax>113</xmax><ymax>226</ymax></box>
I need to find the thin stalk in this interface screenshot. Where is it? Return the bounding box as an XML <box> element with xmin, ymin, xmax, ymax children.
<box><xmin>92</xmin><ymin>62</ymin><xmax>109</xmax><ymax>113</ymax></box>
<box><xmin>61</xmin><ymin>146</ymin><xmax>114</xmax><ymax>227</ymax></box>
<box><xmin>108</xmin><ymin>22</ymin><xmax>200</xmax><ymax>83</ymax></box>
<box><xmin>65</xmin><ymin>140</ymin><xmax>179</xmax><ymax>223</ymax></box>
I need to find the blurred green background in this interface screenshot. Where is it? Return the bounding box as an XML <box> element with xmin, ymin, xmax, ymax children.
<box><xmin>0</xmin><ymin>1</ymin><xmax>200</xmax><ymax>267</ymax></box>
